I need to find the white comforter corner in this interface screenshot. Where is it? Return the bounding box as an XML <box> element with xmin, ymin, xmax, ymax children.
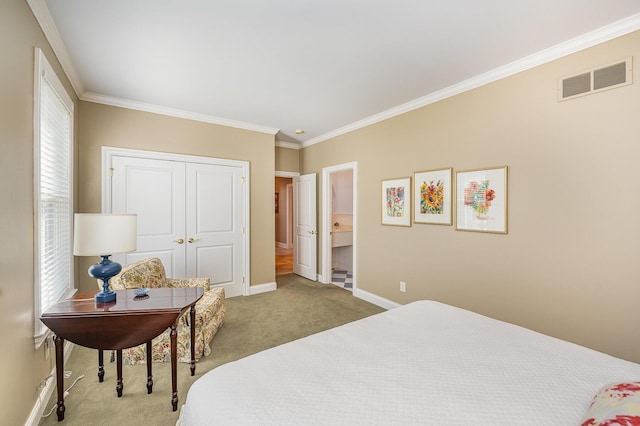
<box><xmin>181</xmin><ymin>300</ymin><xmax>640</xmax><ymax>425</ymax></box>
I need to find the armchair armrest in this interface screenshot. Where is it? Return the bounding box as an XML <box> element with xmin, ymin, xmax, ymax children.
<box><xmin>166</xmin><ymin>277</ymin><xmax>211</xmax><ymax>291</ymax></box>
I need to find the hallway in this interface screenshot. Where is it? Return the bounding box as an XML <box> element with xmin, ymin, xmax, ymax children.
<box><xmin>276</xmin><ymin>245</ymin><xmax>293</xmax><ymax>275</ymax></box>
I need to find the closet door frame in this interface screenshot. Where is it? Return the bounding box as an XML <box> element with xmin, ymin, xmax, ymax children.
<box><xmin>101</xmin><ymin>146</ymin><xmax>250</xmax><ymax>296</ymax></box>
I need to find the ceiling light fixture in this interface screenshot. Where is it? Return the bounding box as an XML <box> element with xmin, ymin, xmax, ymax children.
<box><xmin>295</xmin><ymin>130</ymin><xmax>304</xmax><ymax>134</ymax></box>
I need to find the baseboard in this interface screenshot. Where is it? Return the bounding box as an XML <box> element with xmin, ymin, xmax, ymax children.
<box><xmin>275</xmin><ymin>241</ymin><xmax>288</xmax><ymax>249</ymax></box>
<box><xmin>353</xmin><ymin>288</ymin><xmax>400</xmax><ymax>311</ymax></box>
<box><xmin>249</xmin><ymin>281</ymin><xmax>277</xmax><ymax>295</ymax></box>
<box><xmin>249</xmin><ymin>279</ymin><xmax>398</xmax><ymax>310</ymax></box>
<box><xmin>26</xmin><ymin>340</ymin><xmax>76</xmax><ymax>426</ymax></box>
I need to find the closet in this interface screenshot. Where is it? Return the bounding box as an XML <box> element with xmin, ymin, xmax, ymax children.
<box><xmin>104</xmin><ymin>148</ymin><xmax>248</xmax><ymax>297</ymax></box>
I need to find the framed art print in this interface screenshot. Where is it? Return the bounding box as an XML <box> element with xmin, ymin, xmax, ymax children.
<box><xmin>413</xmin><ymin>168</ymin><xmax>452</xmax><ymax>225</ymax></box>
<box><xmin>381</xmin><ymin>177</ymin><xmax>411</xmax><ymax>226</ymax></box>
<box><xmin>455</xmin><ymin>166</ymin><xmax>508</xmax><ymax>234</ymax></box>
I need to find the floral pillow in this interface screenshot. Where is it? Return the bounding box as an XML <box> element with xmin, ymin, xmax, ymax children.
<box><xmin>581</xmin><ymin>382</ymin><xmax>640</xmax><ymax>426</ymax></box>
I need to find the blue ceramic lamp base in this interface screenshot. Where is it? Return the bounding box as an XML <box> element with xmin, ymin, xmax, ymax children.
<box><xmin>89</xmin><ymin>255</ymin><xmax>122</xmax><ymax>303</ymax></box>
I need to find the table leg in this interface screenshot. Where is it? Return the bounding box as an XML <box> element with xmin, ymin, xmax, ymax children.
<box><xmin>98</xmin><ymin>350</ymin><xmax>104</xmax><ymax>382</ymax></box>
<box><xmin>54</xmin><ymin>335</ymin><xmax>65</xmax><ymax>421</ymax></box>
<box><xmin>170</xmin><ymin>324</ymin><xmax>178</xmax><ymax>411</ymax></box>
<box><xmin>116</xmin><ymin>349</ymin><xmax>123</xmax><ymax>397</ymax></box>
<box><xmin>190</xmin><ymin>305</ymin><xmax>196</xmax><ymax>376</ymax></box>
<box><xmin>146</xmin><ymin>341</ymin><xmax>153</xmax><ymax>394</ymax></box>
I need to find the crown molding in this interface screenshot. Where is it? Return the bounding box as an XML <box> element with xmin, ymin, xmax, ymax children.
<box><xmin>275</xmin><ymin>141</ymin><xmax>301</xmax><ymax>150</ymax></box>
<box><xmin>28</xmin><ymin>0</ymin><xmax>640</xmax><ymax>146</ymax></box>
<box><xmin>301</xmin><ymin>12</ymin><xmax>640</xmax><ymax>148</ymax></box>
<box><xmin>27</xmin><ymin>0</ymin><xmax>84</xmax><ymax>97</ymax></box>
<box><xmin>81</xmin><ymin>92</ymin><xmax>280</xmax><ymax>135</ymax></box>
<box><xmin>29</xmin><ymin>0</ymin><xmax>278</xmax><ymax>136</ymax></box>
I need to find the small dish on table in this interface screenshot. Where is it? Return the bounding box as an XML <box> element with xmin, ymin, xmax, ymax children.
<box><xmin>133</xmin><ymin>288</ymin><xmax>149</xmax><ymax>300</ymax></box>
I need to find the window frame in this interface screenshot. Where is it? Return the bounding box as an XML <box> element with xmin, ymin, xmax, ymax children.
<box><xmin>33</xmin><ymin>48</ymin><xmax>75</xmax><ymax>348</ymax></box>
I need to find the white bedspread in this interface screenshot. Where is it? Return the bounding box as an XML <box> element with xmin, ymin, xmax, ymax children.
<box><xmin>180</xmin><ymin>300</ymin><xmax>640</xmax><ymax>425</ymax></box>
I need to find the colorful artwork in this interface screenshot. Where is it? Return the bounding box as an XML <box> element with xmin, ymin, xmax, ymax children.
<box><xmin>463</xmin><ymin>180</ymin><xmax>495</xmax><ymax>219</ymax></box>
<box><xmin>455</xmin><ymin>166</ymin><xmax>507</xmax><ymax>234</ymax></box>
<box><xmin>420</xmin><ymin>180</ymin><xmax>444</xmax><ymax>215</ymax></box>
<box><xmin>381</xmin><ymin>177</ymin><xmax>411</xmax><ymax>226</ymax></box>
<box><xmin>413</xmin><ymin>168</ymin><xmax>452</xmax><ymax>225</ymax></box>
<box><xmin>386</xmin><ymin>187</ymin><xmax>405</xmax><ymax>217</ymax></box>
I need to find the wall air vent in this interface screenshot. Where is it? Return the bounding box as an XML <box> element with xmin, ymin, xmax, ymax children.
<box><xmin>559</xmin><ymin>57</ymin><xmax>632</xmax><ymax>101</ymax></box>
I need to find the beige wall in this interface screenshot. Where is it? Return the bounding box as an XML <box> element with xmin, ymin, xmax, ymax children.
<box><xmin>0</xmin><ymin>1</ymin><xmax>79</xmax><ymax>424</ymax></box>
<box><xmin>77</xmin><ymin>102</ymin><xmax>276</xmax><ymax>292</ymax></box>
<box><xmin>302</xmin><ymin>30</ymin><xmax>640</xmax><ymax>363</ymax></box>
<box><xmin>275</xmin><ymin>145</ymin><xmax>300</xmax><ymax>172</ymax></box>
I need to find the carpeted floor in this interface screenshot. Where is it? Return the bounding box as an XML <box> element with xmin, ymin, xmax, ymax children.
<box><xmin>38</xmin><ymin>274</ymin><xmax>384</xmax><ymax>426</ymax></box>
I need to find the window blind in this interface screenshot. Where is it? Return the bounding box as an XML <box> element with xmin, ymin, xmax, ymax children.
<box><xmin>34</xmin><ymin>49</ymin><xmax>74</xmax><ymax>347</ymax></box>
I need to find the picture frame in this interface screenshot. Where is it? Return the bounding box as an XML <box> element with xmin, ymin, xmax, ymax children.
<box><xmin>381</xmin><ymin>177</ymin><xmax>411</xmax><ymax>227</ymax></box>
<box><xmin>413</xmin><ymin>168</ymin><xmax>452</xmax><ymax>225</ymax></box>
<box><xmin>455</xmin><ymin>166</ymin><xmax>508</xmax><ymax>234</ymax></box>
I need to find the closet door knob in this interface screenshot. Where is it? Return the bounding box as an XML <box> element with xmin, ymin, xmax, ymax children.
<box><xmin>188</xmin><ymin>237</ymin><xmax>199</xmax><ymax>243</ymax></box>
<box><xmin>174</xmin><ymin>238</ymin><xmax>184</xmax><ymax>244</ymax></box>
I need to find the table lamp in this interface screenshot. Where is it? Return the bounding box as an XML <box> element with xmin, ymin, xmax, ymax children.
<box><xmin>73</xmin><ymin>214</ymin><xmax>137</xmax><ymax>303</ymax></box>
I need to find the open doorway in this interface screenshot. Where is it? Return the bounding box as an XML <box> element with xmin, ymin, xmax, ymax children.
<box><xmin>322</xmin><ymin>162</ymin><xmax>357</xmax><ymax>292</ymax></box>
<box><xmin>275</xmin><ymin>174</ymin><xmax>295</xmax><ymax>275</ymax></box>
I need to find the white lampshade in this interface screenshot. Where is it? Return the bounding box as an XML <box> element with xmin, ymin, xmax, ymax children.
<box><xmin>73</xmin><ymin>214</ymin><xmax>137</xmax><ymax>256</ymax></box>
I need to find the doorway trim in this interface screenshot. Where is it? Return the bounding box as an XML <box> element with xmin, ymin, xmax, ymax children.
<box><xmin>286</xmin><ymin>183</ymin><xmax>293</xmax><ymax>248</ymax></box>
<box><xmin>275</xmin><ymin>171</ymin><xmax>299</xmax><ymax>251</ymax></box>
<box><xmin>321</xmin><ymin>162</ymin><xmax>357</xmax><ymax>288</ymax></box>
<box><xmin>275</xmin><ymin>171</ymin><xmax>300</xmax><ymax>178</ymax></box>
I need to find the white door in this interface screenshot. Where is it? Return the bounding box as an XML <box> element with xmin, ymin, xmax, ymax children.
<box><xmin>186</xmin><ymin>162</ymin><xmax>245</xmax><ymax>297</ymax></box>
<box><xmin>110</xmin><ymin>155</ymin><xmax>246</xmax><ymax>297</ymax></box>
<box><xmin>293</xmin><ymin>173</ymin><xmax>317</xmax><ymax>281</ymax></box>
<box><xmin>111</xmin><ymin>156</ymin><xmax>186</xmax><ymax>276</ymax></box>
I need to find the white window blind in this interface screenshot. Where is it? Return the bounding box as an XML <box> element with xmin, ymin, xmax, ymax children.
<box><xmin>34</xmin><ymin>48</ymin><xmax>74</xmax><ymax>347</ymax></box>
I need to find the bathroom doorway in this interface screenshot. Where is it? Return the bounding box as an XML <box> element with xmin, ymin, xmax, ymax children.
<box><xmin>322</xmin><ymin>162</ymin><xmax>357</xmax><ymax>291</ymax></box>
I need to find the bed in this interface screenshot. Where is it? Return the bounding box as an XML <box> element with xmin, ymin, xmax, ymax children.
<box><xmin>179</xmin><ymin>300</ymin><xmax>640</xmax><ymax>425</ymax></box>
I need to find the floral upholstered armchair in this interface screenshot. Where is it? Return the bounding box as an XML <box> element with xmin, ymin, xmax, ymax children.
<box><xmin>99</xmin><ymin>257</ymin><xmax>225</xmax><ymax>364</ymax></box>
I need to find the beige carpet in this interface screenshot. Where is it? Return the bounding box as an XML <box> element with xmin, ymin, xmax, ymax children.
<box><xmin>38</xmin><ymin>274</ymin><xmax>384</xmax><ymax>425</ymax></box>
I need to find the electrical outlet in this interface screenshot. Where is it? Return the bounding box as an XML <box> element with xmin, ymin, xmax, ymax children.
<box><xmin>400</xmin><ymin>281</ymin><xmax>406</xmax><ymax>292</ymax></box>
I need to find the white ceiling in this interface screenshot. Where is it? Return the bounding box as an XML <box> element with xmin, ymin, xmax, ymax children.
<box><xmin>33</xmin><ymin>0</ymin><xmax>640</xmax><ymax>146</ymax></box>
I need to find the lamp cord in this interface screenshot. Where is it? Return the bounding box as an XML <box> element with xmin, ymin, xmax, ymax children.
<box><xmin>41</xmin><ymin>372</ymin><xmax>85</xmax><ymax>418</ymax></box>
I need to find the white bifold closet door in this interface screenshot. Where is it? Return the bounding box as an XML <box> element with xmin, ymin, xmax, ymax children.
<box><xmin>110</xmin><ymin>155</ymin><xmax>246</xmax><ymax>297</ymax></box>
